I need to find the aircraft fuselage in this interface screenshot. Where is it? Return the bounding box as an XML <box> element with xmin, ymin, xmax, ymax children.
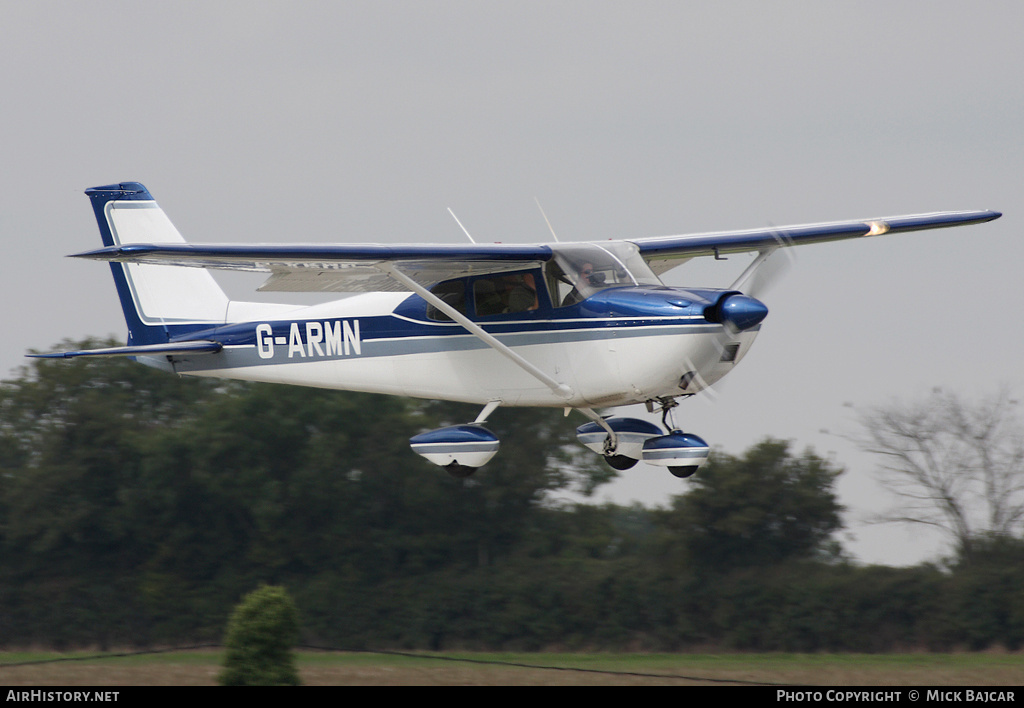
<box><xmin>152</xmin><ymin>284</ymin><xmax>760</xmax><ymax>408</ymax></box>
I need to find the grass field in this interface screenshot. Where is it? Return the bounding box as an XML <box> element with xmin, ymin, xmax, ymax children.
<box><xmin>1</xmin><ymin>650</ymin><xmax>1022</xmax><ymax>686</ymax></box>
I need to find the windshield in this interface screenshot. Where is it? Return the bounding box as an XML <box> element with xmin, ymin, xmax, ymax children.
<box><xmin>545</xmin><ymin>242</ymin><xmax>662</xmax><ymax>307</ymax></box>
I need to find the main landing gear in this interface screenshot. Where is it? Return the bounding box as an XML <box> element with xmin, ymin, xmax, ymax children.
<box><xmin>575</xmin><ymin>397</ymin><xmax>710</xmax><ymax>478</ymax></box>
<box><xmin>408</xmin><ymin>401</ymin><xmax>502</xmax><ymax>478</ymax></box>
<box><xmin>409</xmin><ymin>423</ymin><xmax>500</xmax><ymax>478</ymax></box>
<box><xmin>407</xmin><ymin>398</ymin><xmax>709</xmax><ymax>480</ymax></box>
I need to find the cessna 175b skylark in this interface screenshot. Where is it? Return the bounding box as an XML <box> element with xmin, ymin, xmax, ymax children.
<box><xmin>35</xmin><ymin>182</ymin><xmax>1000</xmax><ymax>478</ymax></box>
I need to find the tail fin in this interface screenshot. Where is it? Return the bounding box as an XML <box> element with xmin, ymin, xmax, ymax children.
<box><xmin>85</xmin><ymin>183</ymin><xmax>230</xmax><ymax>346</ymax></box>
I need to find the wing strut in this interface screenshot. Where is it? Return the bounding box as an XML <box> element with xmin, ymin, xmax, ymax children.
<box><xmin>377</xmin><ymin>263</ymin><xmax>575</xmax><ymax>400</ymax></box>
<box><xmin>728</xmin><ymin>247</ymin><xmax>776</xmax><ymax>291</ymax></box>
<box><xmin>475</xmin><ymin>400</ymin><xmax>502</xmax><ymax>423</ymax></box>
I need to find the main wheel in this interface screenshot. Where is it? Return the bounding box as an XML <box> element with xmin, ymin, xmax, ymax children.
<box><xmin>668</xmin><ymin>465</ymin><xmax>698</xmax><ymax>478</ymax></box>
<box><xmin>445</xmin><ymin>462</ymin><xmax>476</xmax><ymax>479</ymax></box>
<box><xmin>605</xmin><ymin>454</ymin><xmax>639</xmax><ymax>471</ymax></box>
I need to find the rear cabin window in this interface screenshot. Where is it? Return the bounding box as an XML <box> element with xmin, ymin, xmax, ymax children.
<box><xmin>425</xmin><ymin>280</ymin><xmax>467</xmax><ymax>321</ymax></box>
<box><xmin>473</xmin><ymin>272</ymin><xmax>539</xmax><ymax>317</ymax></box>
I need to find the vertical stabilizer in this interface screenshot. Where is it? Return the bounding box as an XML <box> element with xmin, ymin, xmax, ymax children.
<box><xmin>85</xmin><ymin>183</ymin><xmax>230</xmax><ymax>345</ymax></box>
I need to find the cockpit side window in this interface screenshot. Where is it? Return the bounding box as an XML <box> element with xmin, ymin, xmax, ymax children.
<box><xmin>544</xmin><ymin>260</ymin><xmax>578</xmax><ymax>307</ymax></box>
<box><xmin>546</xmin><ymin>242</ymin><xmax>662</xmax><ymax>307</ymax></box>
<box><xmin>425</xmin><ymin>279</ymin><xmax>467</xmax><ymax>321</ymax></box>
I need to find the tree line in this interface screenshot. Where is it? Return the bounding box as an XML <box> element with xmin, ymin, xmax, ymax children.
<box><xmin>0</xmin><ymin>340</ymin><xmax>1021</xmax><ymax>651</ymax></box>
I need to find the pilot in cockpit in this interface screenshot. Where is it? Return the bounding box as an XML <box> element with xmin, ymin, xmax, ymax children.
<box><xmin>561</xmin><ymin>261</ymin><xmax>603</xmax><ymax>306</ymax></box>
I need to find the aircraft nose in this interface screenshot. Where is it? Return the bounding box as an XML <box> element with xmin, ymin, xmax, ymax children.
<box><xmin>718</xmin><ymin>293</ymin><xmax>768</xmax><ymax>332</ymax></box>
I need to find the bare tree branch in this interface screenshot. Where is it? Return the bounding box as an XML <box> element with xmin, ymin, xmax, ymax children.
<box><xmin>851</xmin><ymin>387</ymin><xmax>1024</xmax><ymax>560</ymax></box>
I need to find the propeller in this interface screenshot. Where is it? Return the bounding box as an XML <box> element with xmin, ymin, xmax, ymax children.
<box><xmin>720</xmin><ymin>223</ymin><xmax>796</xmax><ymax>328</ymax></box>
<box><xmin>688</xmin><ymin>227</ymin><xmax>797</xmax><ymax>400</ymax></box>
<box><xmin>730</xmin><ymin>248</ymin><xmax>789</xmax><ymax>299</ymax></box>
<box><xmin>643</xmin><ymin>226</ymin><xmax>797</xmax><ymax>419</ymax></box>
<box><xmin>728</xmin><ymin>223</ymin><xmax>796</xmax><ymax>299</ymax></box>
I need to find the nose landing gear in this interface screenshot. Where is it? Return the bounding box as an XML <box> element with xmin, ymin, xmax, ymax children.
<box><xmin>575</xmin><ymin>397</ymin><xmax>710</xmax><ymax>478</ymax></box>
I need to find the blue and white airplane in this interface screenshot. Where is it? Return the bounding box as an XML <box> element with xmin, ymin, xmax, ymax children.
<box><xmin>36</xmin><ymin>182</ymin><xmax>1000</xmax><ymax>478</ymax></box>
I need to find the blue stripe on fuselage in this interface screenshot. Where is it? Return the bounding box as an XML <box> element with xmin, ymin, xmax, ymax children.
<box><xmin>169</xmin><ymin>285</ymin><xmax>737</xmax><ymax>367</ymax></box>
<box><xmin>174</xmin><ymin>313</ymin><xmax>721</xmax><ymax>368</ymax></box>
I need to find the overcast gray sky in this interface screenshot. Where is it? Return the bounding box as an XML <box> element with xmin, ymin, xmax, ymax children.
<box><xmin>2</xmin><ymin>2</ymin><xmax>1021</xmax><ymax>565</ymax></box>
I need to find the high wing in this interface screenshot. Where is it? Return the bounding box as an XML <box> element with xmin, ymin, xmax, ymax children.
<box><xmin>73</xmin><ymin>242</ymin><xmax>553</xmax><ymax>293</ymax></box>
<box><xmin>72</xmin><ymin>210</ymin><xmax>1001</xmax><ymax>291</ymax></box>
<box><xmin>629</xmin><ymin>210</ymin><xmax>1002</xmax><ymax>276</ymax></box>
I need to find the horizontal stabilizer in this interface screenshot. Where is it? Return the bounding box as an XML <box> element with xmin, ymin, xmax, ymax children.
<box><xmin>29</xmin><ymin>340</ymin><xmax>223</xmax><ymax>359</ymax></box>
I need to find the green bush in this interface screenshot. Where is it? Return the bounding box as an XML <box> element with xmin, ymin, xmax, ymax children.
<box><xmin>219</xmin><ymin>585</ymin><xmax>301</xmax><ymax>686</ymax></box>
